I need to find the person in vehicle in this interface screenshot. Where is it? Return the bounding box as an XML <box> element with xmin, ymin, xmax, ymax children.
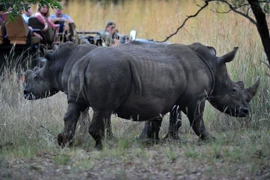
<box><xmin>22</xmin><ymin>6</ymin><xmax>43</xmax><ymax>40</ymax></box>
<box><xmin>35</xmin><ymin>4</ymin><xmax>59</xmax><ymax>32</ymax></box>
<box><xmin>22</xmin><ymin>6</ymin><xmax>33</xmax><ymax>24</ymax></box>
<box><xmin>49</xmin><ymin>3</ymin><xmax>74</xmax><ymax>40</ymax></box>
<box><xmin>49</xmin><ymin>3</ymin><xmax>74</xmax><ymax>24</ymax></box>
<box><xmin>100</xmin><ymin>21</ymin><xmax>120</xmax><ymax>47</ymax></box>
<box><xmin>0</xmin><ymin>3</ymin><xmax>11</xmax><ymax>22</ymax></box>
<box><xmin>0</xmin><ymin>5</ymin><xmax>4</xmax><ymax>22</ymax></box>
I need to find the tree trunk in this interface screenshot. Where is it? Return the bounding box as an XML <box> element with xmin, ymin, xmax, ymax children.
<box><xmin>247</xmin><ymin>0</ymin><xmax>270</xmax><ymax>65</ymax></box>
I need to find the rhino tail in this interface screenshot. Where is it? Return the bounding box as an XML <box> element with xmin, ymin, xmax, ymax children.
<box><xmin>129</xmin><ymin>60</ymin><xmax>142</xmax><ymax>95</ymax></box>
<box><xmin>77</xmin><ymin>59</ymin><xmax>89</xmax><ymax>101</ymax></box>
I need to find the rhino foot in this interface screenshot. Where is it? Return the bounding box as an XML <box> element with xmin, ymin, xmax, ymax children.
<box><xmin>57</xmin><ymin>132</ymin><xmax>74</xmax><ymax>148</ymax></box>
<box><xmin>94</xmin><ymin>140</ymin><xmax>103</xmax><ymax>150</ymax></box>
<box><xmin>164</xmin><ymin>133</ymin><xmax>181</xmax><ymax>140</ymax></box>
<box><xmin>198</xmin><ymin>135</ymin><xmax>216</xmax><ymax>143</ymax></box>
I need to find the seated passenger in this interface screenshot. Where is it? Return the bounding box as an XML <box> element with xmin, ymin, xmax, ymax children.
<box><xmin>22</xmin><ymin>5</ymin><xmax>33</xmax><ymax>24</ymax></box>
<box><xmin>49</xmin><ymin>3</ymin><xmax>74</xmax><ymax>35</ymax></box>
<box><xmin>0</xmin><ymin>3</ymin><xmax>10</xmax><ymax>23</ymax></box>
<box><xmin>35</xmin><ymin>4</ymin><xmax>59</xmax><ymax>32</ymax></box>
<box><xmin>100</xmin><ymin>21</ymin><xmax>120</xmax><ymax>47</ymax></box>
<box><xmin>22</xmin><ymin>6</ymin><xmax>43</xmax><ymax>40</ymax></box>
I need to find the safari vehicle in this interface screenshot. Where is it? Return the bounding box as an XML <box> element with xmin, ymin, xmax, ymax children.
<box><xmin>76</xmin><ymin>29</ymin><xmax>166</xmax><ymax>46</ymax></box>
<box><xmin>0</xmin><ymin>13</ymin><xmax>44</xmax><ymax>73</ymax></box>
<box><xmin>0</xmin><ymin>13</ymin><xmax>76</xmax><ymax>74</ymax></box>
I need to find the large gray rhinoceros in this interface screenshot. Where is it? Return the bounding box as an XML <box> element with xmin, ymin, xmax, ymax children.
<box><xmin>132</xmin><ymin>42</ymin><xmax>260</xmax><ymax>140</ymax></box>
<box><xmin>54</xmin><ymin>42</ymin><xmax>258</xmax><ymax>149</ymax></box>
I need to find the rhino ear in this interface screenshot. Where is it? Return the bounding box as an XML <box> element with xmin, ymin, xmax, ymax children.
<box><xmin>246</xmin><ymin>78</ymin><xmax>260</xmax><ymax>102</ymax></box>
<box><xmin>44</xmin><ymin>51</ymin><xmax>54</xmax><ymax>61</ymax></box>
<box><xmin>217</xmin><ymin>47</ymin><xmax>238</xmax><ymax>66</ymax></box>
<box><xmin>207</xmin><ymin>46</ymin><xmax>216</xmax><ymax>56</ymax></box>
<box><xmin>33</xmin><ymin>66</ymin><xmax>40</xmax><ymax>72</ymax></box>
<box><xmin>24</xmin><ymin>70</ymin><xmax>32</xmax><ymax>77</ymax></box>
<box><xmin>236</xmin><ymin>81</ymin><xmax>244</xmax><ymax>88</ymax></box>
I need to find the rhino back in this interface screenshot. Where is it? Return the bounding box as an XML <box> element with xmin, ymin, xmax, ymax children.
<box><xmin>49</xmin><ymin>43</ymin><xmax>97</xmax><ymax>93</ymax></box>
<box><xmin>68</xmin><ymin>44</ymin><xmax>215</xmax><ymax>120</ymax></box>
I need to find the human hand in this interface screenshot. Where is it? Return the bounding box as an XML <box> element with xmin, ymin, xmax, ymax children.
<box><xmin>42</xmin><ymin>23</ymin><xmax>48</xmax><ymax>32</ymax></box>
<box><xmin>112</xmin><ymin>39</ymin><xmax>120</xmax><ymax>47</ymax></box>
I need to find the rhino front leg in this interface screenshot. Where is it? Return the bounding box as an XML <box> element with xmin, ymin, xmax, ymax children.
<box><xmin>138</xmin><ymin>117</ymin><xmax>162</xmax><ymax>142</ymax></box>
<box><xmin>88</xmin><ymin>110</ymin><xmax>112</xmax><ymax>150</ymax></box>
<box><xmin>184</xmin><ymin>100</ymin><xmax>213</xmax><ymax>141</ymax></box>
<box><xmin>58</xmin><ymin>103</ymin><xmax>82</xmax><ymax>147</ymax></box>
<box><xmin>164</xmin><ymin>106</ymin><xmax>182</xmax><ymax>140</ymax></box>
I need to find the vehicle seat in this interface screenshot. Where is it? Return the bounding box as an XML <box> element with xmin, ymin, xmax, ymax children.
<box><xmin>3</xmin><ymin>13</ymin><xmax>40</xmax><ymax>45</ymax></box>
<box><xmin>28</xmin><ymin>16</ymin><xmax>55</xmax><ymax>46</ymax></box>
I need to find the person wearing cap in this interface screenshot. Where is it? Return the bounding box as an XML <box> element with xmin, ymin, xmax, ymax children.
<box><xmin>100</xmin><ymin>21</ymin><xmax>120</xmax><ymax>47</ymax></box>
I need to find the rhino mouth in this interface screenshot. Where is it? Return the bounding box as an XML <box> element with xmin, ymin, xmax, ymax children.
<box><xmin>224</xmin><ymin>106</ymin><xmax>249</xmax><ymax>117</ymax></box>
<box><xmin>24</xmin><ymin>93</ymin><xmax>40</xmax><ymax>100</ymax></box>
<box><xmin>24</xmin><ymin>89</ymin><xmax>59</xmax><ymax>100</ymax></box>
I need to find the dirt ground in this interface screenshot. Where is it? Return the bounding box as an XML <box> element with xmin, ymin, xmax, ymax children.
<box><xmin>1</xmin><ymin>146</ymin><xmax>269</xmax><ymax>180</ymax></box>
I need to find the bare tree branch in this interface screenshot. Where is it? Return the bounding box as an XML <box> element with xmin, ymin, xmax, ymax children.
<box><xmin>158</xmin><ymin>0</ymin><xmax>259</xmax><ymax>43</ymax></box>
<box><xmin>157</xmin><ymin>0</ymin><xmax>210</xmax><ymax>43</ymax></box>
<box><xmin>217</xmin><ymin>0</ymin><xmax>257</xmax><ymax>24</ymax></box>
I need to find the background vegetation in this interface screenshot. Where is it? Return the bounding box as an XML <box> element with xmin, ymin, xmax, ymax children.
<box><xmin>0</xmin><ymin>0</ymin><xmax>269</xmax><ymax>179</ymax></box>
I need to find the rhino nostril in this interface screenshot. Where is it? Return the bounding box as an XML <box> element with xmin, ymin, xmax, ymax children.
<box><xmin>241</xmin><ymin>107</ymin><xmax>249</xmax><ymax>114</ymax></box>
<box><xmin>24</xmin><ymin>90</ymin><xmax>28</xmax><ymax>95</ymax></box>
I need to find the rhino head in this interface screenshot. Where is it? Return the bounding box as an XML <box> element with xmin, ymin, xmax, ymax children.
<box><xmin>23</xmin><ymin>55</ymin><xmax>59</xmax><ymax>100</ymax></box>
<box><xmin>208</xmin><ymin>47</ymin><xmax>260</xmax><ymax>117</ymax></box>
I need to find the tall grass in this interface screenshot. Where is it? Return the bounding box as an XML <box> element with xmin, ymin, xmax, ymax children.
<box><xmin>0</xmin><ymin>1</ymin><xmax>269</xmax><ymax>178</ymax></box>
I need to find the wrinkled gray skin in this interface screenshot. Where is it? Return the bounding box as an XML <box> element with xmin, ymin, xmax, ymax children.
<box><xmin>23</xmin><ymin>41</ymin><xmax>177</xmax><ymax>143</ymax></box>
<box><xmin>23</xmin><ymin>42</ymin><xmax>104</xmax><ymax>139</ymax></box>
<box><xmin>59</xmin><ymin>42</ymin><xmax>259</xmax><ymax>149</ymax></box>
<box><xmin>24</xmin><ymin>41</ymin><xmax>259</xmax><ymax>149</ymax></box>
<box><xmin>134</xmin><ymin>42</ymin><xmax>260</xmax><ymax>140</ymax></box>
<box><xmin>24</xmin><ymin>42</ymin><xmax>98</xmax><ymax>99</ymax></box>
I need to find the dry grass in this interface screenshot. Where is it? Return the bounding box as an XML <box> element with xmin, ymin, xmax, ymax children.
<box><xmin>0</xmin><ymin>1</ymin><xmax>270</xmax><ymax>179</ymax></box>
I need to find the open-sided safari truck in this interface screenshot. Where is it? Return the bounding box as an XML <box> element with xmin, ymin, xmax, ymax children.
<box><xmin>76</xmin><ymin>29</ymin><xmax>169</xmax><ymax>47</ymax></box>
<box><xmin>0</xmin><ymin>13</ymin><xmax>45</xmax><ymax>73</ymax></box>
<box><xmin>0</xmin><ymin>13</ymin><xmax>76</xmax><ymax>74</ymax></box>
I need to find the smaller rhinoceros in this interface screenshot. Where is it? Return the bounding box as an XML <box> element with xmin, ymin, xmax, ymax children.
<box><xmin>23</xmin><ymin>42</ymin><xmax>105</xmax><ymax>139</ymax></box>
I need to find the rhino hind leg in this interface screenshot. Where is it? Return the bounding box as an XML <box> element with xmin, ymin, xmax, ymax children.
<box><xmin>58</xmin><ymin>103</ymin><xmax>82</xmax><ymax>147</ymax></box>
<box><xmin>138</xmin><ymin>118</ymin><xmax>162</xmax><ymax>143</ymax></box>
<box><xmin>88</xmin><ymin>110</ymin><xmax>112</xmax><ymax>150</ymax></box>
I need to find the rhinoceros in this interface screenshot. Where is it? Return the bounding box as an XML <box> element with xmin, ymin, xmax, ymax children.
<box><xmin>54</xmin><ymin>42</ymin><xmax>258</xmax><ymax>149</ymax></box>
<box><xmin>24</xmin><ymin>42</ymin><xmax>98</xmax><ymax>98</ymax></box>
<box><xmin>23</xmin><ymin>42</ymin><xmax>106</xmax><ymax>135</ymax></box>
<box><xmin>131</xmin><ymin>42</ymin><xmax>260</xmax><ymax>140</ymax></box>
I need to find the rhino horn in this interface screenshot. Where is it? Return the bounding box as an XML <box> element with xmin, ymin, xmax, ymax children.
<box><xmin>246</xmin><ymin>78</ymin><xmax>260</xmax><ymax>102</ymax></box>
<box><xmin>217</xmin><ymin>47</ymin><xmax>238</xmax><ymax>66</ymax></box>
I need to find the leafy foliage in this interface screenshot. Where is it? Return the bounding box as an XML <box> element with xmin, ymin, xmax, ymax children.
<box><xmin>0</xmin><ymin>0</ymin><xmax>61</xmax><ymax>19</ymax></box>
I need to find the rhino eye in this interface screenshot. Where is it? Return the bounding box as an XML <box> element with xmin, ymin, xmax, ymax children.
<box><xmin>232</xmin><ymin>88</ymin><xmax>237</xmax><ymax>93</ymax></box>
<box><xmin>33</xmin><ymin>74</ymin><xmax>41</xmax><ymax>82</ymax></box>
<box><xmin>33</xmin><ymin>76</ymin><xmax>38</xmax><ymax>81</ymax></box>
